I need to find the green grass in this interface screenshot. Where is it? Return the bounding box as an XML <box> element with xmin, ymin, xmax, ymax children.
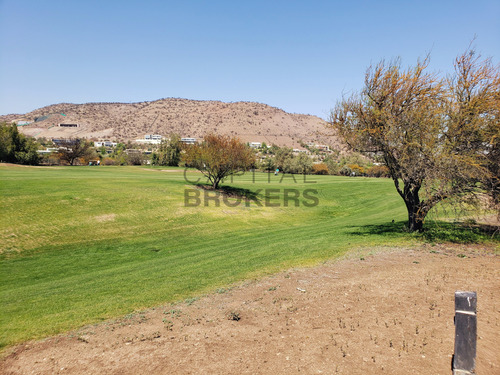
<box><xmin>0</xmin><ymin>164</ymin><xmax>490</xmax><ymax>349</ymax></box>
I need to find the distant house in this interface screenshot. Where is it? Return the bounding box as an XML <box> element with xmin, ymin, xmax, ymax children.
<box><xmin>16</xmin><ymin>121</ymin><xmax>31</xmax><ymax>126</ymax></box>
<box><xmin>249</xmin><ymin>142</ymin><xmax>261</xmax><ymax>148</ymax></box>
<box><xmin>125</xmin><ymin>149</ymin><xmax>142</xmax><ymax>154</ymax></box>
<box><xmin>145</xmin><ymin>134</ymin><xmax>162</xmax><ymax>141</ymax></box>
<box><xmin>52</xmin><ymin>138</ymin><xmax>77</xmax><ymax>145</ymax></box>
<box><xmin>181</xmin><ymin>137</ymin><xmax>197</xmax><ymax>144</ymax></box>
<box><xmin>37</xmin><ymin>148</ymin><xmax>58</xmax><ymax>154</ymax></box>
<box><xmin>315</xmin><ymin>145</ymin><xmax>330</xmax><ymax>151</ymax></box>
<box><xmin>94</xmin><ymin>141</ymin><xmax>117</xmax><ymax>148</ymax></box>
<box><xmin>135</xmin><ymin>134</ymin><xmax>163</xmax><ymax>144</ymax></box>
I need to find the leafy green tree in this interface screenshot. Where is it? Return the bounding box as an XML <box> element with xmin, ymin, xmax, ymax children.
<box><xmin>268</xmin><ymin>144</ymin><xmax>280</xmax><ymax>155</ymax></box>
<box><xmin>323</xmin><ymin>156</ymin><xmax>340</xmax><ymax>175</ymax></box>
<box><xmin>261</xmin><ymin>157</ymin><xmax>275</xmax><ymax>172</ymax></box>
<box><xmin>293</xmin><ymin>153</ymin><xmax>313</xmax><ymax>174</ymax></box>
<box><xmin>0</xmin><ymin>122</ymin><xmax>40</xmax><ymax>165</ymax></box>
<box><xmin>274</xmin><ymin>147</ymin><xmax>293</xmax><ymax>170</ymax></box>
<box><xmin>98</xmin><ymin>146</ymin><xmax>107</xmax><ymax>157</ymax></box>
<box><xmin>153</xmin><ymin>134</ymin><xmax>182</xmax><ymax>166</ymax></box>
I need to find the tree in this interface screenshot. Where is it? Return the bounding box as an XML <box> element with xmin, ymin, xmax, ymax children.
<box><xmin>261</xmin><ymin>157</ymin><xmax>275</xmax><ymax>172</ymax></box>
<box><xmin>283</xmin><ymin>153</ymin><xmax>313</xmax><ymax>174</ymax></box>
<box><xmin>183</xmin><ymin>134</ymin><xmax>255</xmax><ymax>189</ymax></box>
<box><xmin>449</xmin><ymin>51</ymin><xmax>500</xmax><ymax>218</ymax></box>
<box><xmin>0</xmin><ymin>122</ymin><xmax>40</xmax><ymax>165</ymax></box>
<box><xmin>57</xmin><ymin>138</ymin><xmax>94</xmax><ymax>165</ymax></box>
<box><xmin>153</xmin><ymin>133</ymin><xmax>182</xmax><ymax>166</ymax></box>
<box><xmin>274</xmin><ymin>146</ymin><xmax>293</xmax><ymax>170</ymax></box>
<box><xmin>126</xmin><ymin>151</ymin><xmax>143</xmax><ymax>165</ymax></box>
<box><xmin>330</xmin><ymin>48</ymin><xmax>499</xmax><ymax>232</ymax></box>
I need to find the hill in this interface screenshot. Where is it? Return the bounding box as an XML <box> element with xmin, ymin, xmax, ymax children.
<box><xmin>1</xmin><ymin>99</ymin><xmax>341</xmax><ymax>149</ymax></box>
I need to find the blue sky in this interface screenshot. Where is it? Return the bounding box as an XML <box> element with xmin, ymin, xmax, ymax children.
<box><xmin>1</xmin><ymin>0</ymin><xmax>499</xmax><ymax>119</ymax></box>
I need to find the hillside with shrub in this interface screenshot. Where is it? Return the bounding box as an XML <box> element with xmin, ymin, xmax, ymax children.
<box><xmin>0</xmin><ymin>98</ymin><xmax>343</xmax><ymax>149</ymax></box>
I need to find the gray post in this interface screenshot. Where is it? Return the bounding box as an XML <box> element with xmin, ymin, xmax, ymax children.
<box><xmin>453</xmin><ymin>291</ymin><xmax>477</xmax><ymax>375</ymax></box>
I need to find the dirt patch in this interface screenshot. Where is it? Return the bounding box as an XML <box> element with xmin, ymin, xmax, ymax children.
<box><xmin>1</xmin><ymin>244</ymin><xmax>498</xmax><ymax>374</ymax></box>
<box><xmin>141</xmin><ymin>169</ymin><xmax>191</xmax><ymax>173</ymax></box>
<box><xmin>93</xmin><ymin>214</ymin><xmax>116</xmax><ymax>223</ymax></box>
<box><xmin>0</xmin><ymin>163</ymin><xmax>61</xmax><ymax>169</ymax></box>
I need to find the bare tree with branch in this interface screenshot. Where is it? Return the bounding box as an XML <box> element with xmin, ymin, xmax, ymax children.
<box><xmin>330</xmin><ymin>48</ymin><xmax>499</xmax><ymax>231</ymax></box>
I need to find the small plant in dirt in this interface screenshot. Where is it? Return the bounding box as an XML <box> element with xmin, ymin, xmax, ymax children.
<box><xmin>164</xmin><ymin>309</ymin><xmax>182</xmax><ymax>318</ymax></box>
<box><xmin>185</xmin><ymin>297</ymin><xmax>199</xmax><ymax>306</ymax></box>
<box><xmin>162</xmin><ymin>319</ymin><xmax>174</xmax><ymax>330</ymax></box>
<box><xmin>227</xmin><ymin>311</ymin><xmax>241</xmax><ymax>321</ymax></box>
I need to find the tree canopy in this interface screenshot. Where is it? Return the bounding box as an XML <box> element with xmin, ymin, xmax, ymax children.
<box><xmin>0</xmin><ymin>122</ymin><xmax>40</xmax><ymax>165</ymax></box>
<box><xmin>57</xmin><ymin>138</ymin><xmax>94</xmax><ymax>165</ymax></box>
<box><xmin>152</xmin><ymin>133</ymin><xmax>182</xmax><ymax>166</ymax></box>
<box><xmin>330</xmin><ymin>49</ymin><xmax>499</xmax><ymax>232</ymax></box>
<box><xmin>183</xmin><ymin>134</ymin><xmax>255</xmax><ymax>189</ymax></box>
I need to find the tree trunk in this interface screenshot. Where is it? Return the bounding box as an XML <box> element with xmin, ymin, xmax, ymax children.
<box><xmin>407</xmin><ymin>202</ymin><xmax>424</xmax><ymax>232</ymax></box>
<box><xmin>212</xmin><ymin>176</ymin><xmax>221</xmax><ymax>189</ymax></box>
<box><xmin>403</xmin><ymin>184</ymin><xmax>425</xmax><ymax>232</ymax></box>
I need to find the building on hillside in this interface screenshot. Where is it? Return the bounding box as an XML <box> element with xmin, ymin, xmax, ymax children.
<box><xmin>135</xmin><ymin>134</ymin><xmax>163</xmax><ymax>145</ymax></box>
<box><xmin>94</xmin><ymin>141</ymin><xmax>117</xmax><ymax>148</ymax></box>
<box><xmin>181</xmin><ymin>137</ymin><xmax>197</xmax><ymax>144</ymax></box>
<box><xmin>249</xmin><ymin>142</ymin><xmax>261</xmax><ymax>148</ymax></box>
<box><xmin>125</xmin><ymin>149</ymin><xmax>142</xmax><ymax>154</ymax></box>
<box><xmin>52</xmin><ymin>138</ymin><xmax>78</xmax><ymax>145</ymax></box>
<box><xmin>315</xmin><ymin>145</ymin><xmax>330</xmax><ymax>151</ymax></box>
<box><xmin>37</xmin><ymin>148</ymin><xmax>59</xmax><ymax>154</ymax></box>
<box><xmin>145</xmin><ymin>134</ymin><xmax>162</xmax><ymax>140</ymax></box>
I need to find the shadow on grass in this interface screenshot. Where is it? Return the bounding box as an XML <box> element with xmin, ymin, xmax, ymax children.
<box><xmin>346</xmin><ymin>221</ymin><xmax>408</xmax><ymax>238</ymax></box>
<box><xmin>347</xmin><ymin>220</ymin><xmax>498</xmax><ymax>244</ymax></box>
<box><xmin>421</xmin><ymin>221</ymin><xmax>498</xmax><ymax>243</ymax></box>
<box><xmin>193</xmin><ymin>183</ymin><xmax>261</xmax><ymax>201</ymax></box>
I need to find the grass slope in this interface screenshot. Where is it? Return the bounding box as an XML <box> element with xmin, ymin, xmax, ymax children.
<box><xmin>0</xmin><ymin>165</ymin><xmax>410</xmax><ymax>348</ymax></box>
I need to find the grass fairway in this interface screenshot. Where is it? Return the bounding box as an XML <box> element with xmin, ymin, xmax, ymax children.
<box><xmin>0</xmin><ymin>164</ymin><xmax>410</xmax><ymax>349</ymax></box>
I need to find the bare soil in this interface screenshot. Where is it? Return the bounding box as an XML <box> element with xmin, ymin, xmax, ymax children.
<box><xmin>1</xmin><ymin>244</ymin><xmax>498</xmax><ymax>375</ymax></box>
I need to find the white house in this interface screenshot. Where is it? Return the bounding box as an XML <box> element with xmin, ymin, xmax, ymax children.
<box><xmin>95</xmin><ymin>141</ymin><xmax>117</xmax><ymax>148</ymax></box>
<box><xmin>181</xmin><ymin>137</ymin><xmax>197</xmax><ymax>144</ymax></box>
<box><xmin>135</xmin><ymin>134</ymin><xmax>163</xmax><ymax>145</ymax></box>
<box><xmin>144</xmin><ymin>134</ymin><xmax>162</xmax><ymax>140</ymax></box>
